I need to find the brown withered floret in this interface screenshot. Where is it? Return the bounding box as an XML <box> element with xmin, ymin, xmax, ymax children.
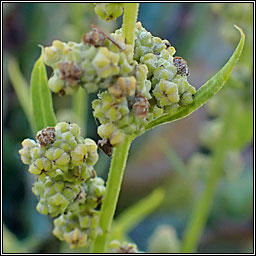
<box><xmin>132</xmin><ymin>94</ymin><xmax>150</xmax><ymax>119</ymax></box>
<box><xmin>173</xmin><ymin>56</ymin><xmax>190</xmax><ymax>76</ymax></box>
<box><xmin>117</xmin><ymin>245</ymin><xmax>137</xmax><ymax>253</ymax></box>
<box><xmin>58</xmin><ymin>61</ymin><xmax>82</xmax><ymax>86</ymax></box>
<box><xmin>98</xmin><ymin>138</ymin><xmax>113</xmax><ymax>157</ymax></box>
<box><xmin>36</xmin><ymin>127</ymin><xmax>56</xmax><ymax>147</ymax></box>
<box><xmin>83</xmin><ymin>24</ymin><xmax>125</xmax><ymax>50</ymax></box>
<box><xmin>59</xmin><ymin>89</ymin><xmax>66</xmax><ymax>96</ymax></box>
<box><xmin>108</xmin><ymin>76</ymin><xmax>136</xmax><ymax>98</ymax></box>
<box><xmin>82</xmin><ymin>28</ymin><xmax>107</xmax><ymax>47</ymax></box>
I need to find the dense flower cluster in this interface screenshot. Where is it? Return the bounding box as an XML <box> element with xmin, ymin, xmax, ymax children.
<box><xmin>43</xmin><ymin>30</ymin><xmax>133</xmax><ymax>95</ymax></box>
<box><xmin>43</xmin><ymin>22</ymin><xmax>196</xmax><ymax>148</ymax></box>
<box><xmin>19</xmin><ymin>122</ymin><xmax>105</xmax><ymax>248</ymax></box>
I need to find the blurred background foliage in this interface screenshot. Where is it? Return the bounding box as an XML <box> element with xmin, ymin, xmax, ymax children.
<box><xmin>3</xmin><ymin>3</ymin><xmax>253</xmax><ymax>253</ymax></box>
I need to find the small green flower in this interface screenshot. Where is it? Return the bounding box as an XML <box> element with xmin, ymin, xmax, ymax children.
<box><xmin>32</xmin><ymin>176</ymin><xmax>81</xmax><ymax>217</ymax></box>
<box><xmin>94</xmin><ymin>3</ymin><xmax>124</xmax><ymax>21</ymax></box>
<box><xmin>83</xmin><ymin>177</ymin><xmax>106</xmax><ymax>209</ymax></box>
<box><xmin>92</xmin><ymin>47</ymin><xmax>120</xmax><ymax>78</ymax></box>
<box><xmin>153</xmin><ymin>79</ymin><xmax>180</xmax><ymax>107</ymax></box>
<box><xmin>97</xmin><ymin>123</ymin><xmax>125</xmax><ymax>146</ymax></box>
<box><xmin>93</xmin><ymin>91</ymin><xmax>130</xmax><ymax>124</ymax></box>
<box><xmin>53</xmin><ymin>209</ymin><xmax>100</xmax><ymax>248</ymax></box>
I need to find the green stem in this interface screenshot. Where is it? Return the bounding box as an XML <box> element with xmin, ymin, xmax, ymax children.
<box><xmin>91</xmin><ymin>135</ymin><xmax>134</xmax><ymax>253</ymax></box>
<box><xmin>122</xmin><ymin>3</ymin><xmax>139</xmax><ymax>48</ymax></box>
<box><xmin>91</xmin><ymin>4</ymin><xmax>139</xmax><ymax>252</ymax></box>
<box><xmin>181</xmin><ymin>103</ymin><xmax>235</xmax><ymax>253</ymax></box>
<box><xmin>72</xmin><ymin>87</ymin><xmax>88</xmax><ymax>137</ymax></box>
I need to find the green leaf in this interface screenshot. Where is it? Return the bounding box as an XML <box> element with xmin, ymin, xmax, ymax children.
<box><xmin>145</xmin><ymin>25</ymin><xmax>245</xmax><ymax>131</ymax></box>
<box><xmin>110</xmin><ymin>188</ymin><xmax>165</xmax><ymax>241</ymax></box>
<box><xmin>8</xmin><ymin>57</ymin><xmax>35</xmax><ymax>132</ymax></box>
<box><xmin>30</xmin><ymin>50</ymin><xmax>57</xmax><ymax>132</ymax></box>
<box><xmin>3</xmin><ymin>224</ymin><xmax>41</xmax><ymax>253</ymax></box>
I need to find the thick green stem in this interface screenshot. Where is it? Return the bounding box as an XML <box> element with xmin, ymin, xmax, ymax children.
<box><xmin>122</xmin><ymin>3</ymin><xmax>139</xmax><ymax>48</ymax></box>
<box><xmin>91</xmin><ymin>135</ymin><xmax>134</xmax><ymax>253</ymax></box>
<box><xmin>181</xmin><ymin>103</ymin><xmax>235</xmax><ymax>253</ymax></box>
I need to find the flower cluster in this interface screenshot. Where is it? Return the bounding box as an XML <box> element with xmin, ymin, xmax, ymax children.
<box><xmin>43</xmin><ymin>22</ymin><xmax>196</xmax><ymax>148</ymax></box>
<box><xmin>19</xmin><ymin>122</ymin><xmax>106</xmax><ymax>248</ymax></box>
<box><xmin>43</xmin><ymin>27</ymin><xmax>133</xmax><ymax>95</ymax></box>
<box><xmin>108</xmin><ymin>240</ymin><xmax>138</xmax><ymax>253</ymax></box>
<box><xmin>94</xmin><ymin>23</ymin><xmax>196</xmax><ymax>145</ymax></box>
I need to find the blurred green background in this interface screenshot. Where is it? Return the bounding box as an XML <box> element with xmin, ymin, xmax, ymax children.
<box><xmin>3</xmin><ymin>3</ymin><xmax>253</xmax><ymax>253</ymax></box>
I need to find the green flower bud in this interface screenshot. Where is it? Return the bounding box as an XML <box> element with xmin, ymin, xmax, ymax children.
<box><xmin>93</xmin><ymin>91</ymin><xmax>130</xmax><ymax>124</ymax></box>
<box><xmin>84</xmin><ymin>139</ymin><xmax>99</xmax><ymax>166</ymax></box>
<box><xmin>83</xmin><ymin>177</ymin><xmax>106</xmax><ymax>209</ymax></box>
<box><xmin>43</xmin><ymin>40</ymin><xmax>64</xmax><ymax>66</ymax></box>
<box><xmin>53</xmin><ymin>209</ymin><xmax>100</xmax><ymax>248</ymax></box>
<box><xmin>92</xmin><ymin>47</ymin><xmax>120</xmax><ymax>78</ymax></box>
<box><xmin>153</xmin><ymin>80</ymin><xmax>180</xmax><ymax>107</ymax></box>
<box><xmin>94</xmin><ymin>3</ymin><xmax>124</xmax><ymax>21</ymax></box>
<box><xmin>32</xmin><ymin>176</ymin><xmax>81</xmax><ymax>217</ymax></box>
<box><xmin>19</xmin><ymin>139</ymin><xmax>36</xmax><ymax>165</ymax></box>
<box><xmin>98</xmin><ymin>123</ymin><xmax>125</xmax><ymax>146</ymax></box>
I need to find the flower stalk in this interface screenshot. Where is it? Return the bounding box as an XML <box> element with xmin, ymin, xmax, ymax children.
<box><xmin>91</xmin><ymin>135</ymin><xmax>134</xmax><ymax>252</ymax></box>
<box><xmin>91</xmin><ymin>4</ymin><xmax>139</xmax><ymax>252</ymax></box>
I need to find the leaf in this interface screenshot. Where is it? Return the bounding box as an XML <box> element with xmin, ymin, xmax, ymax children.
<box><xmin>110</xmin><ymin>188</ymin><xmax>165</xmax><ymax>241</ymax></box>
<box><xmin>30</xmin><ymin>50</ymin><xmax>57</xmax><ymax>132</ymax></box>
<box><xmin>3</xmin><ymin>224</ymin><xmax>41</xmax><ymax>253</ymax></box>
<box><xmin>8</xmin><ymin>57</ymin><xmax>35</xmax><ymax>132</ymax></box>
<box><xmin>145</xmin><ymin>25</ymin><xmax>245</xmax><ymax>131</ymax></box>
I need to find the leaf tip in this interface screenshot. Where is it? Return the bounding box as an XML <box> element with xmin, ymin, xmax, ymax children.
<box><xmin>233</xmin><ymin>24</ymin><xmax>245</xmax><ymax>41</ymax></box>
<box><xmin>38</xmin><ymin>44</ymin><xmax>45</xmax><ymax>59</ymax></box>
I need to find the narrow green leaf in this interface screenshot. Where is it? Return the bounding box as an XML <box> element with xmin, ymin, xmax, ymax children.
<box><xmin>145</xmin><ymin>26</ymin><xmax>245</xmax><ymax>131</ymax></box>
<box><xmin>110</xmin><ymin>188</ymin><xmax>165</xmax><ymax>241</ymax></box>
<box><xmin>39</xmin><ymin>55</ymin><xmax>57</xmax><ymax>127</ymax></box>
<box><xmin>8</xmin><ymin>57</ymin><xmax>35</xmax><ymax>132</ymax></box>
<box><xmin>30</xmin><ymin>50</ymin><xmax>56</xmax><ymax>132</ymax></box>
